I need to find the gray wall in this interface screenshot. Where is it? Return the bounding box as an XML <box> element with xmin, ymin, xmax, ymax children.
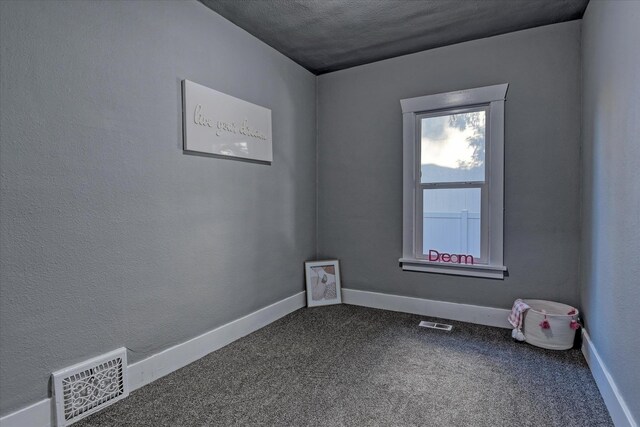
<box><xmin>317</xmin><ymin>22</ymin><xmax>582</xmax><ymax>309</ymax></box>
<box><xmin>0</xmin><ymin>0</ymin><xmax>316</xmax><ymax>416</ymax></box>
<box><xmin>581</xmin><ymin>1</ymin><xmax>640</xmax><ymax>421</ymax></box>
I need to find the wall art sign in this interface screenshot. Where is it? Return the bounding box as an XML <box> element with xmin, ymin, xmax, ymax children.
<box><xmin>182</xmin><ymin>79</ymin><xmax>272</xmax><ymax>163</ymax></box>
<box><xmin>428</xmin><ymin>249</ymin><xmax>475</xmax><ymax>265</ymax></box>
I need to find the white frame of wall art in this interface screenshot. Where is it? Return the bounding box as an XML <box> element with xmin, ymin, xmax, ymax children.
<box><xmin>182</xmin><ymin>79</ymin><xmax>272</xmax><ymax>163</ymax></box>
<box><xmin>304</xmin><ymin>260</ymin><xmax>342</xmax><ymax>307</ymax></box>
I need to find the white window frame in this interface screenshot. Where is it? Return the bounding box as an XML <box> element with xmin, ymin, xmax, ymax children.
<box><xmin>399</xmin><ymin>84</ymin><xmax>508</xmax><ymax>279</ymax></box>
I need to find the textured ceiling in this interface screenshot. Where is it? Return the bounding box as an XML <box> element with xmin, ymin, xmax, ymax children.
<box><xmin>201</xmin><ymin>0</ymin><xmax>589</xmax><ymax>75</ymax></box>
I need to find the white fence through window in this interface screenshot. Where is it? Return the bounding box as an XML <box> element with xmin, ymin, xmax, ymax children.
<box><xmin>423</xmin><ymin>210</ymin><xmax>481</xmax><ymax>257</ymax></box>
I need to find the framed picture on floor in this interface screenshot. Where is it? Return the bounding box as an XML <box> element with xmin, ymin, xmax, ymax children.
<box><xmin>305</xmin><ymin>260</ymin><xmax>342</xmax><ymax>307</ymax></box>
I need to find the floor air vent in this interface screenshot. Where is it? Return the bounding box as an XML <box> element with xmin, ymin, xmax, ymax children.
<box><xmin>419</xmin><ymin>321</ymin><xmax>453</xmax><ymax>331</ymax></box>
<box><xmin>52</xmin><ymin>348</ymin><xmax>129</xmax><ymax>426</ymax></box>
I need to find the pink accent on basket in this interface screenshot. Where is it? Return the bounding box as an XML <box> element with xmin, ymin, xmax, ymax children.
<box><xmin>540</xmin><ymin>318</ymin><xmax>551</xmax><ymax>329</ymax></box>
<box><xmin>570</xmin><ymin>320</ymin><xmax>580</xmax><ymax>330</ymax></box>
<box><xmin>567</xmin><ymin>309</ymin><xmax>577</xmax><ymax>315</ymax></box>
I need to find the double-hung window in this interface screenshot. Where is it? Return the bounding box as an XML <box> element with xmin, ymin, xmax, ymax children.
<box><xmin>400</xmin><ymin>84</ymin><xmax>508</xmax><ymax>279</ymax></box>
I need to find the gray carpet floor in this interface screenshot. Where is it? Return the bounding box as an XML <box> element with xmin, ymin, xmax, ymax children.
<box><xmin>76</xmin><ymin>304</ymin><xmax>613</xmax><ymax>426</ymax></box>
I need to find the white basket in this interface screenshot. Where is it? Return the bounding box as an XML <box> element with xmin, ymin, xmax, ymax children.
<box><xmin>523</xmin><ymin>299</ymin><xmax>579</xmax><ymax>350</ymax></box>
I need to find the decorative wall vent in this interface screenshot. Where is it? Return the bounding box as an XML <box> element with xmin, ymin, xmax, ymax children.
<box><xmin>52</xmin><ymin>348</ymin><xmax>129</xmax><ymax>426</ymax></box>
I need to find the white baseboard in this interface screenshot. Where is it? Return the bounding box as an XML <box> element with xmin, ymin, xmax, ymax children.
<box><xmin>581</xmin><ymin>330</ymin><xmax>638</xmax><ymax>427</ymax></box>
<box><xmin>0</xmin><ymin>292</ymin><xmax>305</xmax><ymax>427</ymax></box>
<box><xmin>128</xmin><ymin>291</ymin><xmax>305</xmax><ymax>390</ymax></box>
<box><xmin>0</xmin><ymin>399</ymin><xmax>53</xmax><ymax>427</ymax></box>
<box><xmin>342</xmin><ymin>288</ymin><xmax>512</xmax><ymax>329</ymax></box>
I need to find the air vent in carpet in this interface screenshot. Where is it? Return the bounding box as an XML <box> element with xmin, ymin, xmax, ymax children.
<box><xmin>419</xmin><ymin>321</ymin><xmax>453</xmax><ymax>331</ymax></box>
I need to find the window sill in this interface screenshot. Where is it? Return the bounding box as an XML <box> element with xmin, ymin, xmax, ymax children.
<box><xmin>399</xmin><ymin>258</ymin><xmax>507</xmax><ymax>279</ymax></box>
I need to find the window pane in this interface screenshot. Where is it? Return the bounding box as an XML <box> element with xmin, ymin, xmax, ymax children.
<box><xmin>423</xmin><ymin>188</ymin><xmax>481</xmax><ymax>259</ymax></box>
<box><xmin>421</xmin><ymin>110</ymin><xmax>485</xmax><ymax>184</ymax></box>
